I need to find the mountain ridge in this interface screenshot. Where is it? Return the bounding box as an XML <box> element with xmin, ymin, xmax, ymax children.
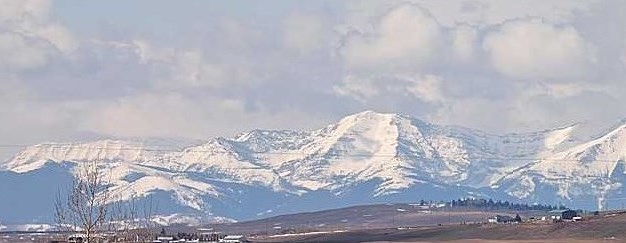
<box><xmin>2</xmin><ymin>111</ymin><xmax>625</xmax><ymax>224</ymax></box>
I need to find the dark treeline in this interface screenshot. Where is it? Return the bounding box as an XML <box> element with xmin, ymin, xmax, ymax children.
<box><xmin>448</xmin><ymin>198</ymin><xmax>564</xmax><ymax>211</ymax></box>
<box><xmin>416</xmin><ymin>198</ymin><xmax>565</xmax><ymax>211</ymax></box>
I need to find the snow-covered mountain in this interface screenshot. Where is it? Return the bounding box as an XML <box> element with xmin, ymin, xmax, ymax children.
<box><xmin>496</xmin><ymin>120</ymin><xmax>626</xmax><ymax>210</ymax></box>
<box><xmin>2</xmin><ymin>111</ymin><xmax>624</xmax><ymax>225</ymax></box>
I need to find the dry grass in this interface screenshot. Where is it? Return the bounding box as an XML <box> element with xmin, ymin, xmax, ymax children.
<box><xmin>252</xmin><ymin>212</ymin><xmax>626</xmax><ymax>242</ymax></box>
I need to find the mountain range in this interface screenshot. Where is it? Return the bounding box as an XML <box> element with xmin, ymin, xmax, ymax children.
<box><xmin>2</xmin><ymin>111</ymin><xmax>625</xmax><ymax>226</ymax></box>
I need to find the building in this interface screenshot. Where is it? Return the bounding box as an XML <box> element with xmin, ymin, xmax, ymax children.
<box><xmin>67</xmin><ymin>234</ymin><xmax>109</xmax><ymax>243</ymax></box>
<box><xmin>487</xmin><ymin>215</ymin><xmax>516</xmax><ymax>224</ymax></box>
<box><xmin>199</xmin><ymin>232</ymin><xmax>222</xmax><ymax>242</ymax></box>
<box><xmin>152</xmin><ymin>236</ymin><xmax>174</xmax><ymax>243</ymax></box>
<box><xmin>220</xmin><ymin>235</ymin><xmax>247</xmax><ymax>243</ymax></box>
<box><xmin>548</xmin><ymin>209</ymin><xmax>577</xmax><ymax>220</ymax></box>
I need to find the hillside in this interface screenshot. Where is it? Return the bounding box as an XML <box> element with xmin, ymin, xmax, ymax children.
<box><xmin>195</xmin><ymin>202</ymin><xmax>548</xmax><ymax>236</ymax></box>
<box><xmin>257</xmin><ymin>211</ymin><xmax>626</xmax><ymax>243</ymax></box>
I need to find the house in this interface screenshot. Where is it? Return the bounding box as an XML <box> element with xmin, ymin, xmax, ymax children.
<box><xmin>67</xmin><ymin>234</ymin><xmax>109</xmax><ymax>243</ymax></box>
<box><xmin>548</xmin><ymin>209</ymin><xmax>577</xmax><ymax>220</ymax></box>
<box><xmin>220</xmin><ymin>235</ymin><xmax>247</xmax><ymax>243</ymax></box>
<box><xmin>152</xmin><ymin>236</ymin><xmax>174</xmax><ymax>243</ymax></box>
<box><xmin>487</xmin><ymin>215</ymin><xmax>515</xmax><ymax>224</ymax></box>
<box><xmin>67</xmin><ymin>234</ymin><xmax>88</xmax><ymax>243</ymax></box>
<box><xmin>199</xmin><ymin>232</ymin><xmax>222</xmax><ymax>242</ymax></box>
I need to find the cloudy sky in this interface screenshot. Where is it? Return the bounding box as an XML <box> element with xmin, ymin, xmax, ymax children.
<box><xmin>1</xmin><ymin>0</ymin><xmax>625</xmax><ymax>158</ymax></box>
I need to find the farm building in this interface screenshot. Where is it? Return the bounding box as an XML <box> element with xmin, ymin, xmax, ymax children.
<box><xmin>548</xmin><ymin>209</ymin><xmax>577</xmax><ymax>220</ymax></box>
<box><xmin>221</xmin><ymin>235</ymin><xmax>248</xmax><ymax>243</ymax></box>
<box><xmin>487</xmin><ymin>215</ymin><xmax>516</xmax><ymax>224</ymax></box>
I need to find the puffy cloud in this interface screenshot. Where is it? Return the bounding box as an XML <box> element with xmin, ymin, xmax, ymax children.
<box><xmin>334</xmin><ymin>75</ymin><xmax>381</xmax><ymax>102</ymax></box>
<box><xmin>0</xmin><ymin>0</ymin><xmax>77</xmax><ymax>53</ymax></box>
<box><xmin>483</xmin><ymin>19</ymin><xmax>594</xmax><ymax>81</ymax></box>
<box><xmin>339</xmin><ymin>3</ymin><xmax>488</xmax><ymax>72</ymax></box>
<box><xmin>340</xmin><ymin>4</ymin><xmax>443</xmax><ymax>70</ymax></box>
<box><xmin>334</xmin><ymin>73</ymin><xmax>446</xmax><ymax>104</ymax></box>
<box><xmin>406</xmin><ymin>74</ymin><xmax>445</xmax><ymax>103</ymax></box>
<box><xmin>0</xmin><ymin>0</ymin><xmax>625</xmax><ymax>163</ymax></box>
<box><xmin>441</xmin><ymin>0</ymin><xmax>594</xmax><ymax>26</ymax></box>
<box><xmin>0</xmin><ymin>0</ymin><xmax>75</xmax><ymax>72</ymax></box>
<box><xmin>344</xmin><ymin>1</ymin><xmax>595</xmax><ymax>29</ymax></box>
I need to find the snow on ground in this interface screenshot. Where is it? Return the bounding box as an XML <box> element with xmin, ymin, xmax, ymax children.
<box><xmin>267</xmin><ymin>230</ymin><xmax>347</xmax><ymax>238</ymax></box>
<box><xmin>151</xmin><ymin>213</ymin><xmax>235</xmax><ymax>226</ymax></box>
<box><xmin>0</xmin><ymin>224</ymin><xmax>55</xmax><ymax>232</ymax></box>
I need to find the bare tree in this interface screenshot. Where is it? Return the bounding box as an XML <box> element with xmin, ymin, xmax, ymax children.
<box><xmin>55</xmin><ymin>161</ymin><xmax>159</xmax><ymax>242</ymax></box>
<box><xmin>55</xmin><ymin>162</ymin><xmax>109</xmax><ymax>242</ymax></box>
<box><xmin>109</xmin><ymin>194</ymin><xmax>158</xmax><ymax>242</ymax></box>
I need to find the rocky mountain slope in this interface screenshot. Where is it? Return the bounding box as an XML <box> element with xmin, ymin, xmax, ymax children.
<box><xmin>1</xmin><ymin>111</ymin><xmax>624</xmax><ymax>225</ymax></box>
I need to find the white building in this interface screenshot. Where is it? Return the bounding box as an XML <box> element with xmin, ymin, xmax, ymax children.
<box><xmin>220</xmin><ymin>235</ymin><xmax>246</xmax><ymax>243</ymax></box>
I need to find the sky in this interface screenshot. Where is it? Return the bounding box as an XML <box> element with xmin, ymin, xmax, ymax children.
<box><xmin>0</xmin><ymin>0</ymin><xmax>625</xmax><ymax>159</ymax></box>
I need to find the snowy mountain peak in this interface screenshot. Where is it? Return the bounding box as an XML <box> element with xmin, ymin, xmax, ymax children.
<box><xmin>2</xmin><ymin>140</ymin><xmax>175</xmax><ymax>173</ymax></box>
<box><xmin>344</xmin><ymin>110</ymin><xmax>397</xmax><ymax>118</ymax></box>
<box><xmin>5</xmin><ymin>111</ymin><xmax>626</xmax><ymax>224</ymax></box>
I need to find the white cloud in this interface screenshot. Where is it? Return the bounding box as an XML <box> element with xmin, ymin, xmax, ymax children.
<box><xmin>81</xmin><ymin>92</ymin><xmax>329</xmax><ymax>139</ymax></box>
<box><xmin>483</xmin><ymin>19</ymin><xmax>594</xmax><ymax>81</ymax></box>
<box><xmin>405</xmin><ymin>74</ymin><xmax>445</xmax><ymax>103</ymax></box>
<box><xmin>423</xmin><ymin>0</ymin><xmax>595</xmax><ymax>26</ymax></box>
<box><xmin>0</xmin><ymin>79</ymin><xmax>85</xmax><ymax>159</ymax></box>
<box><xmin>0</xmin><ymin>0</ymin><xmax>50</xmax><ymax>24</ymax></box>
<box><xmin>33</xmin><ymin>24</ymin><xmax>78</xmax><ymax>53</ymax></box>
<box><xmin>450</xmin><ymin>25</ymin><xmax>478</xmax><ymax>62</ymax></box>
<box><xmin>334</xmin><ymin>73</ymin><xmax>446</xmax><ymax>104</ymax></box>
<box><xmin>428</xmin><ymin>97</ymin><xmax>514</xmax><ymax>132</ymax></box>
<box><xmin>96</xmin><ymin>40</ymin><xmax>251</xmax><ymax>91</ymax></box>
<box><xmin>283</xmin><ymin>13</ymin><xmax>326</xmax><ymax>53</ymax></box>
<box><xmin>0</xmin><ymin>32</ymin><xmax>53</xmax><ymax>70</ymax></box>
<box><xmin>340</xmin><ymin>4</ymin><xmax>443</xmax><ymax>70</ymax></box>
<box><xmin>0</xmin><ymin>0</ymin><xmax>77</xmax><ymax>53</ymax></box>
<box><xmin>168</xmin><ymin>50</ymin><xmax>228</xmax><ymax>89</ymax></box>
<box><xmin>427</xmin><ymin>80</ymin><xmax>620</xmax><ymax>136</ymax></box>
<box><xmin>82</xmin><ymin>93</ymin><xmax>221</xmax><ymax>138</ymax></box>
<box><xmin>0</xmin><ymin>0</ymin><xmax>625</xmax><ymax>159</ymax></box>
<box><xmin>344</xmin><ymin>1</ymin><xmax>595</xmax><ymax>28</ymax></box>
<box><xmin>622</xmin><ymin>41</ymin><xmax>626</xmax><ymax>67</ymax></box>
<box><xmin>0</xmin><ymin>0</ymin><xmax>76</xmax><ymax>72</ymax></box>
<box><xmin>333</xmin><ymin>75</ymin><xmax>381</xmax><ymax>102</ymax></box>
<box><xmin>531</xmin><ymin>83</ymin><xmax>606</xmax><ymax>99</ymax></box>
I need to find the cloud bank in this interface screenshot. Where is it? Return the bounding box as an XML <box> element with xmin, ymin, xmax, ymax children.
<box><xmin>0</xmin><ymin>0</ymin><xmax>625</xmax><ymax>159</ymax></box>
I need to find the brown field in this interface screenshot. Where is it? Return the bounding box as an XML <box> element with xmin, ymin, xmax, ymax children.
<box><xmin>250</xmin><ymin>211</ymin><xmax>626</xmax><ymax>242</ymax></box>
<box><xmin>200</xmin><ymin>204</ymin><xmax>547</xmax><ymax>235</ymax></box>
